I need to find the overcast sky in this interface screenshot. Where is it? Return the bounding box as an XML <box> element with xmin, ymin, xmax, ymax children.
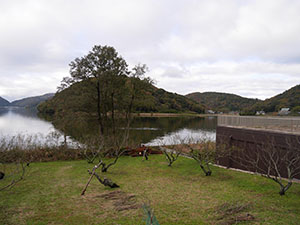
<box><xmin>1</xmin><ymin>0</ymin><xmax>300</xmax><ymax>101</ymax></box>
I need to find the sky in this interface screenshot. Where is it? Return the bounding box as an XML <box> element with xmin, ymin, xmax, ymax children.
<box><xmin>1</xmin><ymin>0</ymin><xmax>300</xmax><ymax>102</ymax></box>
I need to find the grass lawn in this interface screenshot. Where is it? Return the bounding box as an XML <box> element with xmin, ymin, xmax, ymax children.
<box><xmin>1</xmin><ymin>155</ymin><xmax>300</xmax><ymax>224</ymax></box>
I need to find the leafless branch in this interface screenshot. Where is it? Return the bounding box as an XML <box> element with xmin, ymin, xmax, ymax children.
<box><xmin>0</xmin><ymin>162</ymin><xmax>29</xmax><ymax>191</ymax></box>
<box><xmin>158</xmin><ymin>135</ymin><xmax>183</xmax><ymax>167</ymax></box>
<box><xmin>224</xmin><ymin>134</ymin><xmax>300</xmax><ymax>195</ymax></box>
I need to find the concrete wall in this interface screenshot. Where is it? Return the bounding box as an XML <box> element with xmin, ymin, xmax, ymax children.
<box><xmin>216</xmin><ymin>126</ymin><xmax>300</xmax><ymax>179</ymax></box>
<box><xmin>217</xmin><ymin>115</ymin><xmax>300</xmax><ymax>133</ymax></box>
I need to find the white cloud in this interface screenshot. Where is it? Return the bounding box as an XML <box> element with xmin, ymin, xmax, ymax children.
<box><xmin>0</xmin><ymin>0</ymin><xmax>300</xmax><ymax>101</ymax></box>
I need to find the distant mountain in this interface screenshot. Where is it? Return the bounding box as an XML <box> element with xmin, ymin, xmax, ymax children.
<box><xmin>247</xmin><ymin>84</ymin><xmax>300</xmax><ymax>113</ymax></box>
<box><xmin>11</xmin><ymin>93</ymin><xmax>55</xmax><ymax>108</ymax></box>
<box><xmin>0</xmin><ymin>97</ymin><xmax>10</xmax><ymax>107</ymax></box>
<box><xmin>38</xmin><ymin>78</ymin><xmax>204</xmax><ymax>116</ymax></box>
<box><xmin>186</xmin><ymin>85</ymin><xmax>300</xmax><ymax>114</ymax></box>
<box><xmin>186</xmin><ymin>92</ymin><xmax>260</xmax><ymax>113</ymax></box>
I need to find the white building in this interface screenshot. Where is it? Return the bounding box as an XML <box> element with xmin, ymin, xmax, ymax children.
<box><xmin>256</xmin><ymin>111</ymin><xmax>265</xmax><ymax>115</ymax></box>
<box><xmin>278</xmin><ymin>108</ymin><xmax>290</xmax><ymax>115</ymax></box>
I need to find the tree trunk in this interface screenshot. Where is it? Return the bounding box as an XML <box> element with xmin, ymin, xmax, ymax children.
<box><xmin>205</xmin><ymin>171</ymin><xmax>212</xmax><ymax>176</ymax></box>
<box><xmin>88</xmin><ymin>170</ymin><xmax>119</xmax><ymax>188</ymax></box>
<box><xmin>111</xmin><ymin>92</ymin><xmax>115</xmax><ymax>137</ymax></box>
<box><xmin>81</xmin><ymin>162</ymin><xmax>102</xmax><ymax>195</ymax></box>
<box><xmin>279</xmin><ymin>182</ymin><xmax>292</xmax><ymax>196</ymax></box>
<box><xmin>101</xmin><ymin>157</ymin><xmax>118</xmax><ymax>173</ymax></box>
<box><xmin>96</xmin><ymin>81</ymin><xmax>104</xmax><ymax>135</ymax></box>
<box><xmin>199</xmin><ymin>164</ymin><xmax>212</xmax><ymax>176</ymax></box>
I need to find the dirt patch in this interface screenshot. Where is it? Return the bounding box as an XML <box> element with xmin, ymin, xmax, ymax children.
<box><xmin>0</xmin><ymin>205</ymin><xmax>34</xmax><ymax>225</ymax></box>
<box><xmin>97</xmin><ymin>190</ymin><xmax>141</xmax><ymax>212</ymax></box>
<box><xmin>57</xmin><ymin>165</ymin><xmax>73</xmax><ymax>174</ymax></box>
<box><xmin>212</xmin><ymin>202</ymin><xmax>255</xmax><ymax>225</ymax></box>
<box><xmin>0</xmin><ymin>205</ymin><xmax>12</xmax><ymax>224</ymax></box>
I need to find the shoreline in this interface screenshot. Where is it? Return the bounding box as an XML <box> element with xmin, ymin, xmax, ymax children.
<box><xmin>133</xmin><ymin>113</ymin><xmax>217</xmax><ymax>117</ymax></box>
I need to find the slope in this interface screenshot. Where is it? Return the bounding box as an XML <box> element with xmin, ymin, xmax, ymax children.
<box><xmin>186</xmin><ymin>92</ymin><xmax>260</xmax><ymax>112</ymax></box>
<box><xmin>38</xmin><ymin>78</ymin><xmax>204</xmax><ymax>117</ymax></box>
<box><xmin>0</xmin><ymin>97</ymin><xmax>10</xmax><ymax>107</ymax></box>
<box><xmin>248</xmin><ymin>84</ymin><xmax>300</xmax><ymax>113</ymax></box>
<box><xmin>11</xmin><ymin>93</ymin><xmax>55</xmax><ymax>108</ymax></box>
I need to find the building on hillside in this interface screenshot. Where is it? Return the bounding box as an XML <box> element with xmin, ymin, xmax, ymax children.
<box><xmin>256</xmin><ymin>110</ymin><xmax>265</xmax><ymax>116</ymax></box>
<box><xmin>278</xmin><ymin>108</ymin><xmax>290</xmax><ymax>116</ymax></box>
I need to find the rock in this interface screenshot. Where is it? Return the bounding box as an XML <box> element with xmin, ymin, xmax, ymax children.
<box><xmin>0</xmin><ymin>171</ymin><xmax>5</xmax><ymax>180</ymax></box>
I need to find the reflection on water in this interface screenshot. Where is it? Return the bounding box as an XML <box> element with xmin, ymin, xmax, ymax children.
<box><xmin>128</xmin><ymin>116</ymin><xmax>216</xmax><ymax>145</ymax></box>
<box><xmin>0</xmin><ymin>107</ymin><xmax>56</xmax><ymax>136</ymax></box>
<box><xmin>145</xmin><ymin>128</ymin><xmax>215</xmax><ymax>146</ymax></box>
<box><xmin>0</xmin><ymin>107</ymin><xmax>217</xmax><ymax>146</ymax></box>
<box><xmin>0</xmin><ymin>107</ymin><xmax>75</xmax><ymax>146</ymax></box>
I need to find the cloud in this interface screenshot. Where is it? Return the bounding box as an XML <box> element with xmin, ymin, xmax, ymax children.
<box><xmin>152</xmin><ymin>60</ymin><xmax>300</xmax><ymax>100</ymax></box>
<box><xmin>0</xmin><ymin>0</ymin><xmax>300</xmax><ymax>101</ymax></box>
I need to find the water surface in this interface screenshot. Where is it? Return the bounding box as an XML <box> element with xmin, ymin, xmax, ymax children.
<box><xmin>0</xmin><ymin>107</ymin><xmax>56</xmax><ymax>136</ymax></box>
<box><xmin>0</xmin><ymin>107</ymin><xmax>217</xmax><ymax>146</ymax></box>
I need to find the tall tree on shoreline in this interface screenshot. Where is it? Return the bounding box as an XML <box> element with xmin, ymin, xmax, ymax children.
<box><xmin>57</xmin><ymin>45</ymin><xmax>153</xmax><ymax>170</ymax></box>
<box><xmin>67</xmin><ymin>45</ymin><xmax>129</xmax><ymax>136</ymax></box>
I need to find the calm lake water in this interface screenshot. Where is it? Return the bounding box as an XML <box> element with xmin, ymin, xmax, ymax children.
<box><xmin>0</xmin><ymin>107</ymin><xmax>216</xmax><ymax>146</ymax></box>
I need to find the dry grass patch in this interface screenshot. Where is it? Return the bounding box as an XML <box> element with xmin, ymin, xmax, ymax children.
<box><xmin>73</xmin><ymin>190</ymin><xmax>141</xmax><ymax>222</ymax></box>
<box><xmin>211</xmin><ymin>202</ymin><xmax>255</xmax><ymax>225</ymax></box>
<box><xmin>98</xmin><ymin>190</ymin><xmax>141</xmax><ymax>211</ymax></box>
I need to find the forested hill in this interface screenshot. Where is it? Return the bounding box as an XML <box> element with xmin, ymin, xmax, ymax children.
<box><xmin>186</xmin><ymin>92</ymin><xmax>260</xmax><ymax>112</ymax></box>
<box><xmin>246</xmin><ymin>84</ymin><xmax>300</xmax><ymax>113</ymax></box>
<box><xmin>0</xmin><ymin>97</ymin><xmax>10</xmax><ymax>106</ymax></box>
<box><xmin>11</xmin><ymin>93</ymin><xmax>54</xmax><ymax>108</ymax></box>
<box><xmin>38</xmin><ymin>79</ymin><xmax>205</xmax><ymax>116</ymax></box>
<box><xmin>145</xmin><ymin>86</ymin><xmax>205</xmax><ymax>113</ymax></box>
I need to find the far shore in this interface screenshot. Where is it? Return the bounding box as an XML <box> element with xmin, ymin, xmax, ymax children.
<box><xmin>133</xmin><ymin>112</ymin><xmax>217</xmax><ymax>117</ymax></box>
<box><xmin>133</xmin><ymin>112</ymin><xmax>300</xmax><ymax>118</ymax></box>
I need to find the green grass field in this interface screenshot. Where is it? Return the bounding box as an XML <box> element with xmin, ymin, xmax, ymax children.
<box><xmin>1</xmin><ymin>155</ymin><xmax>300</xmax><ymax>224</ymax></box>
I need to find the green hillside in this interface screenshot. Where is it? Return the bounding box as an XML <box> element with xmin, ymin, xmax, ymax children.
<box><xmin>0</xmin><ymin>97</ymin><xmax>10</xmax><ymax>106</ymax></box>
<box><xmin>186</xmin><ymin>92</ymin><xmax>260</xmax><ymax>113</ymax></box>
<box><xmin>143</xmin><ymin>86</ymin><xmax>205</xmax><ymax>113</ymax></box>
<box><xmin>38</xmin><ymin>78</ymin><xmax>204</xmax><ymax>117</ymax></box>
<box><xmin>11</xmin><ymin>93</ymin><xmax>54</xmax><ymax>108</ymax></box>
<box><xmin>248</xmin><ymin>84</ymin><xmax>300</xmax><ymax>113</ymax></box>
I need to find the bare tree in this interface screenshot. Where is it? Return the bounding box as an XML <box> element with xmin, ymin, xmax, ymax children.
<box><xmin>160</xmin><ymin>147</ymin><xmax>181</xmax><ymax>167</ymax></box>
<box><xmin>231</xmin><ymin>135</ymin><xmax>300</xmax><ymax>195</ymax></box>
<box><xmin>99</xmin><ymin>148</ymin><xmax>127</xmax><ymax>173</ymax></box>
<box><xmin>159</xmin><ymin>136</ymin><xmax>183</xmax><ymax>167</ymax></box>
<box><xmin>0</xmin><ymin>162</ymin><xmax>29</xmax><ymax>191</ymax></box>
<box><xmin>0</xmin><ymin>135</ymin><xmax>31</xmax><ymax>191</ymax></box>
<box><xmin>88</xmin><ymin>169</ymin><xmax>119</xmax><ymax>188</ymax></box>
<box><xmin>80</xmin><ymin>135</ymin><xmax>127</xmax><ymax>172</ymax></box>
<box><xmin>81</xmin><ymin>161</ymin><xmax>120</xmax><ymax>196</ymax></box>
<box><xmin>81</xmin><ymin>161</ymin><xmax>102</xmax><ymax>195</ymax></box>
<box><xmin>183</xmin><ymin>137</ymin><xmax>223</xmax><ymax>176</ymax></box>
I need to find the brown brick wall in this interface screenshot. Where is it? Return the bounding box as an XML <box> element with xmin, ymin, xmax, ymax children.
<box><xmin>216</xmin><ymin>126</ymin><xmax>300</xmax><ymax>179</ymax></box>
